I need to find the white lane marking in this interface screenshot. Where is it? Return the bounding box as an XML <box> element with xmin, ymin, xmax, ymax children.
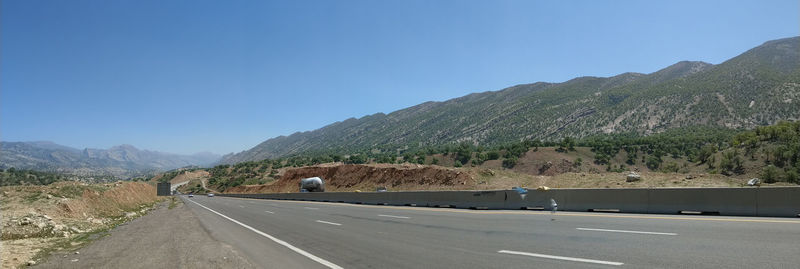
<box><xmin>239</xmin><ymin>205</ymin><xmax>245</xmax><ymax>208</ymax></box>
<box><xmin>378</xmin><ymin>214</ymin><xmax>410</xmax><ymax>219</ymax></box>
<box><xmin>315</xmin><ymin>220</ymin><xmax>342</xmax><ymax>226</ymax></box>
<box><xmin>185</xmin><ymin>199</ymin><xmax>343</xmax><ymax>269</ymax></box>
<box><xmin>264</xmin><ymin>210</ymin><xmax>275</xmax><ymax>214</ymax></box>
<box><xmin>577</xmin><ymin>228</ymin><xmax>677</xmax><ymax>236</ymax></box>
<box><xmin>498</xmin><ymin>250</ymin><xmax>624</xmax><ymax>266</ymax></box>
<box><xmin>304</xmin><ymin>207</ymin><xmax>319</xmax><ymax>210</ymax></box>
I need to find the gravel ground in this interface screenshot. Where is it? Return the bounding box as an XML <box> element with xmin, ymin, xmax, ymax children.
<box><xmin>34</xmin><ymin>198</ymin><xmax>256</xmax><ymax>269</ymax></box>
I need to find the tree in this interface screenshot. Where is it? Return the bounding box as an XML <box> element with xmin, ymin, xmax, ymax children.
<box><xmin>762</xmin><ymin>165</ymin><xmax>780</xmax><ymax>183</ymax></box>
<box><xmin>697</xmin><ymin>144</ymin><xmax>717</xmax><ymax>164</ymax></box>
<box><xmin>646</xmin><ymin>156</ymin><xmax>662</xmax><ymax>170</ymax></box>
<box><xmin>785</xmin><ymin>170</ymin><xmax>799</xmax><ymax>184</ymax></box>
<box><xmin>346</xmin><ymin>154</ymin><xmax>367</xmax><ymax>164</ymax></box>
<box><xmin>594</xmin><ymin>153</ymin><xmax>610</xmax><ymax>165</ymax></box>
<box><xmin>560</xmin><ymin>137</ymin><xmax>576</xmax><ymax>151</ymax></box>
<box><xmin>720</xmin><ymin>149</ymin><xmax>744</xmax><ymax>175</ymax></box>
<box><xmin>502</xmin><ymin>157</ymin><xmax>518</xmax><ymax>169</ymax></box>
<box><xmin>661</xmin><ymin>162</ymin><xmax>679</xmax><ymax>173</ymax></box>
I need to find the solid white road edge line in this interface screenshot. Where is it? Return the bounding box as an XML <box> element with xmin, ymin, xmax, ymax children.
<box><xmin>378</xmin><ymin>214</ymin><xmax>410</xmax><ymax>219</ymax></box>
<box><xmin>264</xmin><ymin>210</ymin><xmax>275</xmax><ymax>214</ymax></box>
<box><xmin>577</xmin><ymin>228</ymin><xmax>677</xmax><ymax>236</ymax></box>
<box><xmin>304</xmin><ymin>207</ymin><xmax>319</xmax><ymax>210</ymax></box>
<box><xmin>185</xmin><ymin>199</ymin><xmax>343</xmax><ymax>269</ymax></box>
<box><xmin>498</xmin><ymin>250</ymin><xmax>624</xmax><ymax>266</ymax></box>
<box><xmin>316</xmin><ymin>220</ymin><xmax>342</xmax><ymax>226</ymax></box>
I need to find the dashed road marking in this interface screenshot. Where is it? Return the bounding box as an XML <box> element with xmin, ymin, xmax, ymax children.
<box><xmin>577</xmin><ymin>228</ymin><xmax>677</xmax><ymax>236</ymax></box>
<box><xmin>185</xmin><ymin>199</ymin><xmax>343</xmax><ymax>269</ymax></box>
<box><xmin>315</xmin><ymin>220</ymin><xmax>342</xmax><ymax>226</ymax></box>
<box><xmin>378</xmin><ymin>214</ymin><xmax>410</xmax><ymax>219</ymax></box>
<box><xmin>251</xmin><ymin>199</ymin><xmax>800</xmax><ymax>224</ymax></box>
<box><xmin>498</xmin><ymin>250</ymin><xmax>624</xmax><ymax>266</ymax></box>
<box><xmin>264</xmin><ymin>210</ymin><xmax>275</xmax><ymax>214</ymax></box>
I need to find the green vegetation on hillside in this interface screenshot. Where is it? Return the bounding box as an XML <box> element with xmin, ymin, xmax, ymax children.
<box><xmin>0</xmin><ymin>168</ymin><xmax>67</xmax><ymax>186</ymax></box>
<box><xmin>206</xmin><ymin>161</ymin><xmax>278</xmax><ymax>191</ymax></box>
<box><xmin>193</xmin><ymin>121</ymin><xmax>800</xmax><ymax>191</ymax></box>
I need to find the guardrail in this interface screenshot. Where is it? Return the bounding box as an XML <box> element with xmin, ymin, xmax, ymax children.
<box><xmin>216</xmin><ymin>187</ymin><xmax>800</xmax><ymax>217</ymax></box>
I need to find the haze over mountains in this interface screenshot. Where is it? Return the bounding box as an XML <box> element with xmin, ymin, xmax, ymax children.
<box><xmin>221</xmin><ymin>36</ymin><xmax>800</xmax><ymax>164</ymax></box>
<box><xmin>0</xmin><ymin>141</ymin><xmax>220</xmax><ymax>178</ymax></box>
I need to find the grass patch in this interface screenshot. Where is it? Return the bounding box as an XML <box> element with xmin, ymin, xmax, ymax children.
<box><xmin>22</xmin><ymin>191</ymin><xmax>45</xmax><ymax>203</ymax></box>
<box><xmin>1</xmin><ymin>226</ymin><xmax>56</xmax><ymax>241</ymax></box>
<box><xmin>168</xmin><ymin>196</ymin><xmax>181</xmax><ymax>209</ymax></box>
<box><xmin>26</xmin><ymin>200</ymin><xmax>161</xmax><ymax>267</ymax></box>
<box><xmin>54</xmin><ymin>184</ymin><xmax>109</xmax><ymax>199</ymax></box>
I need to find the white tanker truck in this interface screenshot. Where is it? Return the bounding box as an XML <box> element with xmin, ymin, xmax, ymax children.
<box><xmin>299</xmin><ymin>177</ymin><xmax>325</xmax><ymax>192</ymax></box>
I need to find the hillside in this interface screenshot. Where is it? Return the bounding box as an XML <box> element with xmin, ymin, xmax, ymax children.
<box><xmin>222</xmin><ymin>36</ymin><xmax>800</xmax><ymax>163</ymax></box>
<box><xmin>186</xmin><ymin>120</ymin><xmax>800</xmax><ymax>194</ymax></box>
<box><xmin>0</xmin><ymin>141</ymin><xmax>220</xmax><ymax>179</ymax></box>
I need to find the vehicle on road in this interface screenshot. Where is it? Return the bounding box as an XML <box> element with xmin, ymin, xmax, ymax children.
<box><xmin>299</xmin><ymin>177</ymin><xmax>325</xmax><ymax>192</ymax></box>
<box><xmin>207</xmin><ymin>193</ymin><xmax>214</xmax><ymax>197</ymax></box>
<box><xmin>188</xmin><ymin>194</ymin><xmax>194</xmax><ymax>197</ymax></box>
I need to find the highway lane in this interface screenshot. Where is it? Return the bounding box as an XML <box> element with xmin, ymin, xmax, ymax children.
<box><xmin>181</xmin><ymin>195</ymin><xmax>800</xmax><ymax>268</ymax></box>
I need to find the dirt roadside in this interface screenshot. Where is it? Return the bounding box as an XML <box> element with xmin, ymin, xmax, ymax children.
<box><xmin>33</xmin><ymin>198</ymin><xmax>256</xmax><ymax>269</ymax></box>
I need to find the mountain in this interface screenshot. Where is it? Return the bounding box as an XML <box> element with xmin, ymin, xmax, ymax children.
<box><xmin>0</xmin><ymin>141</ymin><xmax>221</xmax><ymax>178</ymax></box>
<box><xmin>221</xmin><ymin>36</ymin><xmax>800</xmax><ymax>164</ymax></box>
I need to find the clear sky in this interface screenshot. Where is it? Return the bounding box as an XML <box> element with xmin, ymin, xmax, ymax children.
<box><xmin>1</xmin><ymin>0</ymin><xmax>798</xmax><ymax>155</ymax></box>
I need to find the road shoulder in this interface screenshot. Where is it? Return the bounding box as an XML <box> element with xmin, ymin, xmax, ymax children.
<box><xmin>34</xmin><ymin>198</ymin><xmax>256</xmax><ymax>268</ymax></box>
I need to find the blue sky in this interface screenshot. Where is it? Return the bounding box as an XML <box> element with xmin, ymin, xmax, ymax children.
<box><xmin>2</xmin><ymin>0</ymin><xmax>798</xmax><ymax>155</ymax></box>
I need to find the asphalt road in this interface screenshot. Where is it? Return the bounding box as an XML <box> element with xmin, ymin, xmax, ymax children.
<box><xmin>181</xmin><ymin>195</ymin><xmax>800</xmax><ymax>268</ymax></box>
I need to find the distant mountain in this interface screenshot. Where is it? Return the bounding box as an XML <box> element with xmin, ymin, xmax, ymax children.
<box><xmin>222</xmin><ymin>36</ymin><xmax>800</xmax><ymax>163</ymax></box>
<box><xmin>0</xmin><ymin>141</ymin><xmax>221</xmax><ymax>178</ymax></box>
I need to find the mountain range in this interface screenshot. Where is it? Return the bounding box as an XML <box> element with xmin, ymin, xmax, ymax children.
<box><xmin>0</xmin><ymin>141</ymin><xmax>220</xmax><ymax>178</ymax></box>
<box><xmin>221</xmin><ymin>36</ymin><xmax>800</xmax><ymax>164</ymax></box>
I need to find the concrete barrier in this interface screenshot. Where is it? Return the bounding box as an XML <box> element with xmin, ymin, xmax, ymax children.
<box><xmin>756</xmin><ymin>187</ymin><xmax>800</xmax><ymax>217</ymax></box>
<box><xmin>648</xmin><ymin>188</ymin><xmax>758</xmax><ymax>215</ymax></box>
<box><xmin>215</xmin><ymin>186</ymin><xmax>800</xmax><ymax>217</ymax></box>
<box><xmin>562</xmin><ymin>188</ymin><xmax>649</xmax><ymax>213</ymax></box>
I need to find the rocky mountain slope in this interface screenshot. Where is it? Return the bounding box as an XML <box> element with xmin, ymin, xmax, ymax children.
<box><xmin>222</xmin><ymin>36</ymin><xmax>800</xmax><ymax>164</ymax></box>
<box><xmin>0</xmin><ymin>141</ymin><xmax>220</xmax><ymax>178</ymax></box>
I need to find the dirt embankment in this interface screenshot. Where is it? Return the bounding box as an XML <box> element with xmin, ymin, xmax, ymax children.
<box><xmin>1</xmin><ymin>181</ymin><xmax>161</xmax><ymax>268</ymax></box>
<box><xmin>170</xmin><ymin>170</ymin><xmax>209</xmax><ymax>185</ymax></box>
<box><xmin>226</xmin><ymin>164</ymin><xmax>475</xmax><ymax>193</ymax></box>
<box><xmin>223</xmin><ymin>161</ymin><xmax>758</xmax><ymax>194</ymax></box>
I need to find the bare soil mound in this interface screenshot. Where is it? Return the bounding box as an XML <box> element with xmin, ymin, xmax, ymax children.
<box><xmin>226</xmin><ymin>164</ymin><xmax>475</xmax><ymax>193</ymax></box>
<box><xmin>1</xmin><ymin>182</ymin><xmax>161</xmax><ymax>268</ymax></box>
<box><xmin>170</xmin><ymin>170</ymin><xmax>209</xmax><ymax>184</ymax></box>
